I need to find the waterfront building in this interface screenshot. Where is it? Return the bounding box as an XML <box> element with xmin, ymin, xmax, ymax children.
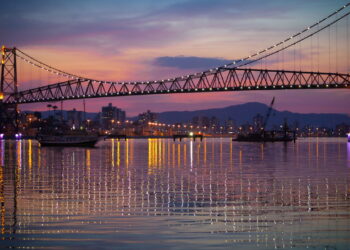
<box><xmin>67</xmin><ymin>108</ymin><xmax>84</xmax><ymax>129</ymax></box>
<box><xmin>137</xmin><ymin>110</ymin><xmax>157</xmax><ymax>124</ymax></box>
<box><xmin>101</xmin><ymin>103</ymin><xmax>126</xmax><ymax>129</ymax></box>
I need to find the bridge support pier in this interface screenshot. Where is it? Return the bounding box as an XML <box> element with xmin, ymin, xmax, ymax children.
<box><xmin>1</xmin><ymin>46</ymin><xmax>19</xmax><ymax>135</ymax></box>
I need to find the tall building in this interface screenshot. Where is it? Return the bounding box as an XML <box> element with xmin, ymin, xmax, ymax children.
<box><xmin>137</xmin><ymin>110</ymin><xmax>157</xmax><ymax>124</ymax></box>
<box><xmin>67</xmin><ymin>108</ymin><xmax>83</xmax><ymax>129</ymax></box>
<box><xmin>192</xmin><ymin>116</ymin><xmax>210</xmax><ymax>128</ymax></box>
<box><xmin>101</xmin><ymin>103</ymin><xmax>126</xmax><ymax>129</ymax></box>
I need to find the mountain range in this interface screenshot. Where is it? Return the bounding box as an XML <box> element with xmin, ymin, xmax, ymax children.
<box><xmin>151</xmin><ymin>102</ymin><xmax>350</xmax><ymax>129</ymax></box>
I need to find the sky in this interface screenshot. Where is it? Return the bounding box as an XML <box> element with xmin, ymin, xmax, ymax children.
<box><xmin>1</xmin><ymin>0</ymin><xmax>350</xmax><ymax>116</ymax></box>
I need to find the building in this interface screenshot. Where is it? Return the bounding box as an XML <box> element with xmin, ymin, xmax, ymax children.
<box><xmin>101</xmin><ymin>103</ymin><xmax>126</xmax><ymax>129</ymax></box>
<box><xmin>67</xmin><ymin>108</ymin><xmax>83</xmax><ymax>129</ymax></box>
<box><xmin>192</xmin><ymin>116</ymin><xmax>210</xmax><ymax>128</ymax></box>
<box><xmin>137</xmin><ymin>110</ymin><xmax>157</xmax><ymax>124</ymax></box>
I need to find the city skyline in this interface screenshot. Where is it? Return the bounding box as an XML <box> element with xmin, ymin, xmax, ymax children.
<box><xmin>1</xmin><ymin>0</ymin><xmax>350</xmax><ymax>116</ymax></box>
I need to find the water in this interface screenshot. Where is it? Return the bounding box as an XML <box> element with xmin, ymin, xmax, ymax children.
<box><xmin>0</xmin><ymin>138</ymin><xmax>349</xmax><ymax>249</ymax></box>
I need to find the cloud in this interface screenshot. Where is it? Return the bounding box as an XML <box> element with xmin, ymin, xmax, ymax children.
<box><xmin>0</xmin><ymin>0</ymin><xmax>333</xmax><ymax>50</ymax></box>
<box><xmin>153</xmin><ymin>56</ymin><xmax>232</xmax><ymax>70</ymax></box>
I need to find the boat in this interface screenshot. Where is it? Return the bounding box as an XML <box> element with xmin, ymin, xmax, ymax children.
<box><xmin>37</xmin><ymin>134</ymin><xmax>99</xmax><ymax>147</ymax></box>
<box><xmin>233</xmin><ymin>97</ymin><xmax>296</xmax><ymax>143</ymax></box>
<box><xmin>233</xmin><ymin>132</ymin><xmax>295</xmax><ymax>142</ymax></box>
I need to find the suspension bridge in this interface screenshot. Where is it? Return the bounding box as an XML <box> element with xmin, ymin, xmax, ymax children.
<box><xmin>1</xmin><ymin>4</ymin><xmax>350</xmax><ymax>132</ymax></box>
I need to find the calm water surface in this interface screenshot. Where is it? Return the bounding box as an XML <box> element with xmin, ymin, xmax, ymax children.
<box><xmin>0</xmin><ymin>138</ymin><xmax>349</xmax><ymax>249</ymax></box>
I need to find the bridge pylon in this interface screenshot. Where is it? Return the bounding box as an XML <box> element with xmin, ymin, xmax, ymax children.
<box><xmin>0</xmin><ymin>46</ymin><xmax>19</xmax><ymax>135</ymax></box>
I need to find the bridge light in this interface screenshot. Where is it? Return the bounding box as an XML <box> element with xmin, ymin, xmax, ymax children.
<box><xmin>0</xmin><ymin>92</ymin><xmax>3</xmax><ymax>100</ymax></box>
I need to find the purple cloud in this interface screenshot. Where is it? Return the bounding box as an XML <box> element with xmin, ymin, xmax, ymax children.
<box><xmin>153</xmin><ymin>56</ymin><xmax>232</xmax><ymax>70</ymax></box>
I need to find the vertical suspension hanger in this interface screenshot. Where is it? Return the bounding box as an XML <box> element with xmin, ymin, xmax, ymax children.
<box><xmin>335</xmin><ymin>12</ymin><xmax>338</xmax><ymax>73</ymax></box>
<box><xmin>282</xmin><ymin>43</ymin><xmax>284</xmax><ymax>71</ymax></box>
<box><xmin>310</xmin><ymin>32</ymin><xmax>313</xmax><ymax>72</ymax></box>
<box><xmin>317</xmin><ymin>23</ymin><xmax>319</xmax><ymax>73</ymax></box>
<box><xmin>293</xmin><ymin>39</ymin><xmax>296</xmax><ymax>72</ymax></box>
<box><xmin>347</xmin><ymin>14</ymin><xmax>349</xmax><ymax>73</ymax></box>
<box><xmin>328</xmin><ymin>25</ymin><xmax>331</xmax><ymax>73</ymax></box>
<box><xmin>299</xmin><ymin>39</ymin><xmax>302</xmax><ymax>71</ymax></box>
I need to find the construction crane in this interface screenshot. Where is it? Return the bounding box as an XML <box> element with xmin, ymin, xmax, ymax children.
<box><xmin>262</xmin><ymin>97</ymin><xmax>275</xmax><ymax>132</ymax></box>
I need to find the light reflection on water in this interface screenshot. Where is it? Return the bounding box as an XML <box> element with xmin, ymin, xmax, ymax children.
<box><xmin>0</xmin><ymin>138</ymin><xmax>349</xmax><ymax>249</ymax></box>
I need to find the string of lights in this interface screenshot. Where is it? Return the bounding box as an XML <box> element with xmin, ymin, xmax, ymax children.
<box><xmin>13</xmin><ymin>3</ymin><xmax>350</xmax><ymax>86</ymax></box>
<box><xmin>16</xmin><ymin>49</ymin><xmax>83</xmax><ymax>80</ymax></box>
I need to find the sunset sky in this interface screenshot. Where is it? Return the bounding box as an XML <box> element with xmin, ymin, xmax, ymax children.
<box><xmin>1</xmin><ymin>0</ymin><xmax>350</xmax><ymax>116</ymax></box>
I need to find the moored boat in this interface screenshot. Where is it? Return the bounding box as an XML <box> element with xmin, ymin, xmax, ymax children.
<box><xmin>37</xmin><ymin>135</ymin><xmax>99</xmax><ymax>147</ymax></box>
<box><xmin>233</xmin><ymin>132</ymin><xmax>295</xmax><ymax>142</ymax></box>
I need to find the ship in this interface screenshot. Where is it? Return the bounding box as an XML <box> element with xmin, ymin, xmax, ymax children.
<box><xmin>233</xmin><ymin>97</ymin><xmax>297</xmax><ymax>143</ymax></box>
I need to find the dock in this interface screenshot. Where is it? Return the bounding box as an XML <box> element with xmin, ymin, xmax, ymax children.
<box><xmin>173</xmin><ymin>134</ymin><xmax>203</xmax><ymax>141</ymax></box>
<box><xmin>105</xmin><ymin>134</ymin><xmax>127</xmax><ymax>141</ymax></box>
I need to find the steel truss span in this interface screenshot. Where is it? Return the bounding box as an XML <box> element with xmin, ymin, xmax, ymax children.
<box><xmin>5</xmin><ymin>68</ymin><xmax>350</xmax><ymax>104</ymax></box>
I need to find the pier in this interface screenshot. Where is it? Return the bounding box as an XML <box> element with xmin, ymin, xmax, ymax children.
<box><xmin>173</xmin><ymin>134</ymin><xmax>203</xmax><ymax>141</ymax></box>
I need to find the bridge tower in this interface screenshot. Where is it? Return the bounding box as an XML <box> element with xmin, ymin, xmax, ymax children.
<box><xmin>0</xmin><ymin>46</ymin><xmax>19</xmax><ymax>135</ymax></box>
